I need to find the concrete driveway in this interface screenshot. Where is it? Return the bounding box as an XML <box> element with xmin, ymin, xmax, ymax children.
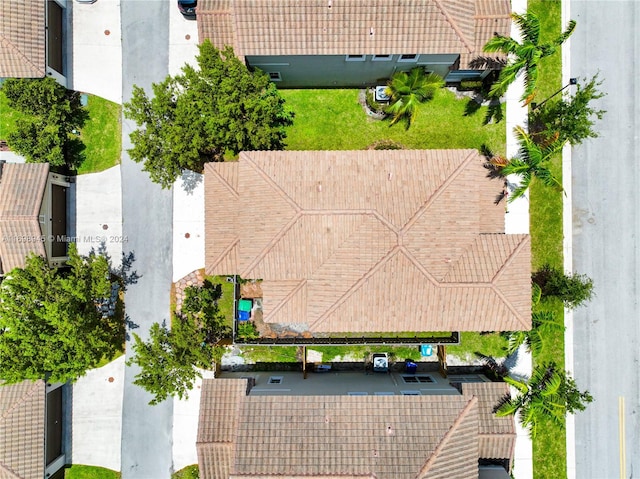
<box><xmin>71</xmin><ymin>356</ymin><xmax>125</xmax><ymax>469</ymax></box>
<box><xmin>70</xmin><ymin>0</ymin><xmax>122</xmax><ymax>104</ymax></box>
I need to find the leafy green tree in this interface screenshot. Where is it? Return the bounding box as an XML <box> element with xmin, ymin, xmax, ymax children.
<box><xmin>124</xmin><ymin>40</ymin><xmax>294</xmax><ymax>188</ymax></box>
<box><xmin>531</xmin><ymin>74</ymin><xmax>606</xmax><ymax>145</ymax></box>
<box><xmin>128</xmin><ymin>281</ymin><xmax>229</xmax><ymax>405</ymax></box>
<box><xmin>496</xmin><ymin>362</ymin><xmax>593</xmax><ymax>438</ymax></box>
<box><xmin>499</xmin><ymin>126</ymin><xmax>565</xmax><ymax>201</ymax></box>
<box><xmin>0</xmin><ymin>244</ymin><xmax>123</xmax><ymax>383</ymax></box>
<box><xmin>533</xmin><ymin>264</ymin><xmax>594</xmax><ymax>309</ymax></box>
<box><xmin>1</xmin><ymin>77</ymin><xmax>87</xmax><ymax>168</ymax></box>
<box><xmin>483</xmin><ymin>12</ymin><xmax>576</xmax><ymax>103</ymax></box>
<box><xmin>384</xmin><ymin>68</ymin><xmax>443</xmax><ymax>130</ymax></box>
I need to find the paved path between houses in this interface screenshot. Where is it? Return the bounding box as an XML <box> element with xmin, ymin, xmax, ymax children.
<box><xmin>119</xmin><ymin>1</ymin><xmax>174</xmax><ymax>478</ymax></box>
<box><xmin>569</xmin><ymin>1</ymin><xmax>640</xmax><ymax>478</ymax></box>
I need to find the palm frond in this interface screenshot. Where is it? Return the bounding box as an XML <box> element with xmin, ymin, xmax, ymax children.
<box><xmin>554</xmin><ymin>19</ymin><xmax>577</xmax><ymax>46</ymax></box>
<box><xmin>483</xmin><ymin>34</ymin><xmax>519</xmax><ymax>55</ymax></box>
<box><xmin>504</xmin><ymin>374</ymin><xmax>529</xmax><ymax>394</ymax></box>
<box><xmin>512</xmin><ymin>12</ymin><xmax>541</xmax><ymax>45</ymax></box>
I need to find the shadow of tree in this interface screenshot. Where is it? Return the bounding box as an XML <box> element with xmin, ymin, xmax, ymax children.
<box><xmin>180</xmin><ymin>168</ymin><xmax>203</xmax><ymax>194</ymax></box>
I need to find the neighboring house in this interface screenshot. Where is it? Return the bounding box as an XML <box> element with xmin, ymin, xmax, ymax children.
<box><xmin>0</xmin><ymin>162</ymin><xmax>72</xmax><ymax>274</ymax></box>
<box><xmin>0</xmin><ymin>0</ymin><xmax>68</xmax><ymax>85</ymax></box>
<box><xmin>196</xmin><ymin>375</ymin><xmax>515</xmax><ymax>479</ymax></box>
<box><xmin>197</xmin><ymin>0</ymin><xmax>511</xmax><ymax>87</ymax></box>
<box><xmin>205</xmin><ymin>150</ymin><xmax>531</xmax><ymax>339</ymax></box>
<box><xmin>0</xmin><ymin>381</ymin><xmax>66</xmax><ymax>479</ymax></box>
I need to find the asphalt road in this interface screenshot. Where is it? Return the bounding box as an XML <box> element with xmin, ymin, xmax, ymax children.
<box><xmin>119</xmin><ymin>1</ymin><xmax>174</xmax><ymax>478</ymax></box>
<box><xmin>570</xmin><ymin>2</ymin><xmax>640</xmax><ymax>478</ymax></box>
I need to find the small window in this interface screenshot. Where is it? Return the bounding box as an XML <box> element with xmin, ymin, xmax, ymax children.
<box><xmin>268</xmin><ymin>72</ymin><xmax>282</xmax><ymax>81</ymax></box>
<box><xmin>398</xmin><ymin>54</ymin><xmax>418</xmax><ymax>62</ymax></box>
<box><xmin>374</xmin><ymin>392</ymin><xmax>395</xmax><ymax>396</ymax></box>
<box><xmin>401</xmin><ymin>390</ymin><xmax>421</xmax><ymax>396</ymax></box>
<box><xmin>268</xmin><ymin>376</ymin><xmax>283</xmax><ymax>384</ymax></box>
<box><xmin>346</xmin><ymin>55</ymin><xmax>366</xmax><ymax>62</ymax></box>
<box><xmin>372</xmin><ymin>55</ymin><xmax>392</xmax><ymax>61</ymax></box>
<box><xmin>348</xmin><ymin>392</ymin><xmax>368</xmax><ymax>396</ymax></box>
<box><xmin>402</xmin><ymin>375</ymin><xmax>434</xmax><ymax>384</ymax></box>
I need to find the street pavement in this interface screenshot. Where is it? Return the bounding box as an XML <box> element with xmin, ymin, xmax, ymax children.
<box><xmin>119</xmin><ymin>1</ymin><xmax>174</xmax><ymax>478</ymax></box>
<box><xmin>569</xmin><ymin>1</ymin><xmax>640</xmax><ymax>478</ymax></box>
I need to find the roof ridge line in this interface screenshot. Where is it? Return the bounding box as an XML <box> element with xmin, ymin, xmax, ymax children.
<box><xmin>263</xmin><ymin>279</ymin><xmax>306</xmax><ymax>322</ymax></box>
<box><xmin>414</xmin><ymin>395</ymin><xmax>478</xmax><ymax>478</ymax></box>
<box><xmin>0</xmin><ymin>36</ymin><xmax>45</xmax><ymax>77</ymax></box>
<box><xmin>0</xmin><ymin>460</ymin><xmax>22</xmax><ymax>479</ymax></box>
<box><xmin>401</xmin><ymin>150</ymin><xmax>478</xmax><ymax>234</ymax></box>
<box><xmin>209</xmin><ymin>165</ymin><xmax>240</xmax><ymax>200</ymax></box>
<box><xmin>433</xmin><ymin>0</ymin><xmax>475</xmax><ymax>53</ymax></box>
<box><xmin>244</xmin><ymin>153</ymin><xmax>301</xmax><ymax>213</ymax></box>
<box><xmin>308</xmin><ymin>246</ymin><xmax>400</xmax><ymax>331</ymax></box>
<box><xmin>490</xmin><ymin>235</ymin><xmax>532</xmax><ymax>329</ymax></box>
<box><xmin>240</xmin><ymin>212</ymin><xmax>302</xmax><ymax>278</ymax></box>
<box><xmin>206</xmin><ymin>237</ymin><xmax>239</xmax><ymax>276</ymax></box>
<box><xmin>398</xmin><ymin>246</ymin><xmax>439</xmax><ymax>286</ymax></box>
<box><xmin>0</xmin><ymin>380</ymin><xmax>42</xmax><ymax>421</ymax></box>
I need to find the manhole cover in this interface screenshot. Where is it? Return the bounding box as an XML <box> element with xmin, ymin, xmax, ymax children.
<box><xmin>185</xmin><ymin>232</ymin><xmax>190</xmax><ymax>238</ymax></box>
<box><xmin>102</xmin><ymin>224</ymin><xmax>109</xmax><ymax>230</ymax></box>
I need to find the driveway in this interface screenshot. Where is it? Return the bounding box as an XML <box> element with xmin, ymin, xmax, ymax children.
<box><xmin>70</xmin><ymin>0</ymin><xmax>122</xmax><ymax>104</ymax></box>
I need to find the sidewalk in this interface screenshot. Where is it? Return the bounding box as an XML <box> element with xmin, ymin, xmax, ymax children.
<box><xmin>503</xmin><ymin>0</ymin><xmax>533</xmax><ymax>478</ymax></box>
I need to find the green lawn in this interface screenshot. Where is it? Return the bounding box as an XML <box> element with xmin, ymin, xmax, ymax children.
<box><xmin>0</xmin><ymin>89</ymin><xmax>121</xmax><ymax>174</ymax></box>
<box><xmin>207</xmin><ymin>275</ymin><xmax>235</xmax><ymax>330</ymax></box>
<box><xmin>173</xmin><ymin>465</ymin><xmax>199</xmax><ymax>479</ymax></box>
<box><xmin>527</xmin><ymin>2</ymin><xmax>567</xmax><ymax>478</ymax></box>
<box><xmin>280</xmin><ymin>88</ymin><xmax>505</xmax><ymax>154</ymax></box>
<box><xmin>447</xmin><ymin>332</ymin><xmax>508</xmax><ymax>361</ymax></box>
<box><xmin>64</xmin><ymin>465</ymin><xmax>120</xmax><ymax>479</ymax></box>
<box><xmin>77</xmin><ymin>95</ymin><xmax>122</xmax><ymax>174</ymax></box>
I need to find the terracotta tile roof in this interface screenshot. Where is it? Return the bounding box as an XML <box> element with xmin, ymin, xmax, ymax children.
<box><xmin>0</xmin><ymin>163</ymin><xmax>49</xmax><ymax>273</ymax></box>
<box><xmin>197</xmin><ymin>0</ymin><xmax>510</xmax><ymax>68</ymax></box>
<box><xmin>197</xmin><ymin>379</ymin><xmax>480</xmax><ymax>479</ymax></box>
<box><xmin>0</xmin><ymin>381</ymin><xmax>45</xmax><ymax>479</ymax></box>
<box><xmin>0</xmin><ymin>1</ymin><xmax>46</xmax><ymax>78</ymax></box>
<box><xmin>462</xmin><ymin>382</ymin><xmax>515</xmax><ymax>460</ymax></box>
<box><xmin>205</xmin><ymin>150</ymin><xmax>531</xmax><ymax>333</ymax></box>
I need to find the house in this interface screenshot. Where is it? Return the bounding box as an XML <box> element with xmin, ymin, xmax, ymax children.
<box><xmin>0</xmin><ymin>0</ymin><xmax>68</xmax><ymax>85</ymax></box>
<box><xmin>197</xmin><ymin>0</ymin><xmax>511</xmax><ymax>87</ymax></box>
<box><xmin>0</xmin><ymin>162</ymin><xmax>72</xmax><ymax>274</ymax></box>
<box><xmin>0</xmin><ymin>380</ymin><xmax>66</xmax><ymax>479</ymax></box>
<box><xmin>196</xmin><ymin>374</ymin><xmax>515</xmax><ymax>479</ymax></box>
<box><xmin>205</xmin><ymin>150</ymin><xmax>531</xmax><ymax>340</ymax></box>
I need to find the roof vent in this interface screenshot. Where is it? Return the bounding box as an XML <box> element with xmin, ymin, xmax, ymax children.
<box><xmin>327</xmin><ymin>0</ymin><xmax>332</xmax><ymax>7</ymax></box>
<box><xmin>370</xmin><ymin>27</ymin><xmax>375</xmax><ymax>36</ymax></box>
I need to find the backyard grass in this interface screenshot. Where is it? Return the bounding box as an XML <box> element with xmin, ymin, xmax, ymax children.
<box><xmin>64</xmin><ymin>465</ymin><xmax>121</xmax><ymax>479</ymax></box>
<box><xmin>77</xmin><ymin>95</ymin><xmax>122</xmax><ymax>174</ymax></box>
<box><xmin>527</xmin><ymin>1</ymin><xmax>567</xmax><ymax>478</ymax></box>
<box><xmin>280</xmin><ymin>88</ymin><xmax>506</xmax><ymax>154</ymax></box>
<box><xmin>207</xmin><ymin>275</ymin><xmax>235</xmax><ymax>330</ymax></box>
<box><xmin>447</xmin><ymin>332</ymin><xmax>509</xmax><ymax>361</ymax></box>
<box><xmin>240</xmin><ymin>346</ymin><xmax>300</xmax><ymax>363</ymax></box>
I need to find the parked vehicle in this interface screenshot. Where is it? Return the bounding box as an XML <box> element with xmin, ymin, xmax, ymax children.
<box><xmin>178</xmin><ymin>0</ymin><xmax>197</xmax><ymax>18</ymax></box>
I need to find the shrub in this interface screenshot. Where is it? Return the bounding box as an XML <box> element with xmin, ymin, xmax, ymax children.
<box><xmin>366</xmin><ymin>139</ymin><xmax>405</xmax><ymax>150</ymax></box>
<box><xmin>532</xmin><ymin>265</ymin><xmax>594</xmax><ymax>309</ymax></box>
<box><xmin>236</xmin><ymin>321</ymin><xmax>259</xmax><ymax>341</ymax></box>
<box><xmin>365</xmin><ymin>89</ymin><xmax>387</xmax><ymax>115</ymax></box>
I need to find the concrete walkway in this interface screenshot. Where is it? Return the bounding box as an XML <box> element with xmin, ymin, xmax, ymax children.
<box><xmin>503</xmin><ymin>0</ymin><xmax>533</xmax><ymax>478</ymax></box>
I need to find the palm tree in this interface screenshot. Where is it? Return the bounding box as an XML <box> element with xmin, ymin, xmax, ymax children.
<box><xmin>500</xmin><ymin>126</ymin><xmax>565</xmax><ymax>202</ymax></box>
<box><xmin>483</xmin><ymin>12</ymin><xmax>576</xmax><ymax>103</ymax></box>
<box><xmin>495</xmin><ymin>362</ymin><xmax>593</xmax><ymax>438</ymax></box>
<box><xmin>504</xmin><ymin>310</ymin><xmax>565</xmax><ymax>356</ymax></box>
<box><xmin>385</xmin><ymin>68</ymin><xmax>443</xmax><ymax>130</ymax></box>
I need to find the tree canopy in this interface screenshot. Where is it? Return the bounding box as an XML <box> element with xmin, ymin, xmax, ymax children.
<box><xmin>384</xmin><ymin>68</ymin><xmax>443</xmax><ymax>130</ymax></box>
<box><xmin>0</xmin><ymin>244</ymin><xmax>124</xmax><ymax>384</ymax></box>
<box><xmin>124</xmin><ymin>40</ymin><xmax>294</xmax><ymax>188</ymax></box>
<box><xmin>1</xmin><ymin>77</ymin><xmax>87</xmax><ymax>168</ymax></box>
<box><xmin>128</xmin><ymin>280</ymin><xmax>230</xmax><ymax>405</ymax></box>
<box><xmin>483</xmin><ymin>12</ymin><xmax>576</xmax><ymax>103</ymax></box>
<box><xmin>531</xmin><ymin>74</ymin><xmax>606</xmax><ymax>146</ymax></box>
<box><xmin>496</xmin><ymin>362</ymin><xmax>593</xmax><ymax>438</ymax></box>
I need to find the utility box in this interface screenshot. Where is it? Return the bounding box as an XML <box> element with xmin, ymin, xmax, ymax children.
<box><xmin>372</xmin><ymin>353</ymin><xmax>389</xmax><ymax>372</ymax></box>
